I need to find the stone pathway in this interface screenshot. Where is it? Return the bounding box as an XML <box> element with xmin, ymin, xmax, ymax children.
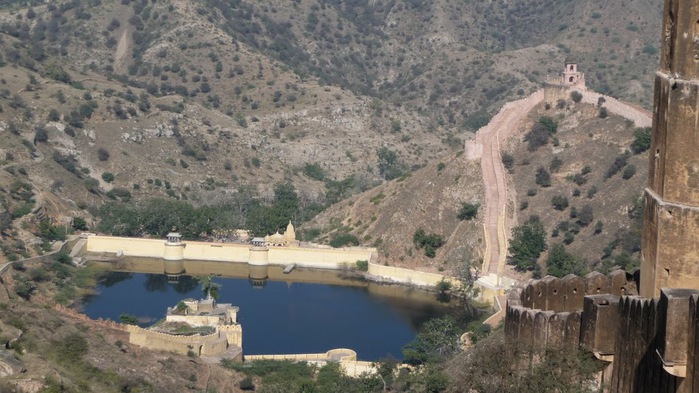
<box><xmin>471</xmin><ymin>91</ymin><xmax>545</xmax><ymax>278</ymax></box>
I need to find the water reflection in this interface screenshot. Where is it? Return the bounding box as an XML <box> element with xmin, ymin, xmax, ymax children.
<box><xmin>85</xmin><ymin>258</ymin><xmax>453</xmax><ymax>360</ymax></box>
<box><xmin>100</xmin><ymin>271</ymin><xmax>133</xmax><ymax>288</ymax></box>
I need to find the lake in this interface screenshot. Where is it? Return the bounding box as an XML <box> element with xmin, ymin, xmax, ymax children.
<box><xmin>82</xmin><ymin>261</ymin><xmax>451</xmax><ymax>360</ymax></box>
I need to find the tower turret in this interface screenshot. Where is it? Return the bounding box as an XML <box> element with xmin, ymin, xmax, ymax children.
<box><xmin>641</xmin><ymin>0</ymin><xmax>699</xmax><ymax>297</ymax></box>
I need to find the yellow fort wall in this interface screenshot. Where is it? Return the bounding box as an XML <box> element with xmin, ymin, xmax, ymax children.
<box><xmin>126</xmin><ymin>324</ymin><xmax>242</xmax><ymax>356</ymax></box>
<box><xmin>87</xmin><ymin>236</ymin><xmax>166</xmax><ymax>258</ymax></box>
<box><xmin>86</xmin><ymin>236</ymin><xmax>374</xmax><ymax>268</ymax></box>
<box><xmin>267</xmin><ymin>246</ymin><xmax>373</xmax><ymax>268</ymax></box>
<box><xmin>183</xmin><ymin>241</ymin><xmax>250</xmax><ymax>262</ymax></box>
<box><xmin>367</xmin><ymin>261</ymin><xmax>460</xmax><ymax>288</ymax></box>
<box><xmin>86</xmin><ymin>236</ymin><xmax>500</xmax><ymax>303</ymax></box>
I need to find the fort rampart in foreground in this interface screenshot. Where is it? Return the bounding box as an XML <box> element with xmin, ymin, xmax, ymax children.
<box><xmin>505</xmin><ymin>273</ymin><xmax>699</xmax><ymax>392</ymax></box>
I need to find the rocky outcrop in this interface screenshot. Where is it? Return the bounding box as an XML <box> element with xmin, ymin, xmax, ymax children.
<box><xmin>0</xmin><ymin>350</ymin><xmax>25</xmax><ymax>377</ymax></box>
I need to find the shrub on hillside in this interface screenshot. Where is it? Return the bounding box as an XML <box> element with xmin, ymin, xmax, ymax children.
<box><xmin>457</xmin><ymin>202</ymin><xmax>480</xmax><ymax>220</ymax></box>
<box><xmin>631</xmin><ymin>127</ymin><xmax>651</xmax><ymax>154</ymax></box>
<box><xmin>501</xmin><ymin>153</ymin><xmax>515</xmax><ymax>172</ymax></box>
<box><xmin>102</xmin><ymin>172</ymin><xmax>115</xmax><ymax>183</ymax></box>
<box><xmin>605</xmin><ymin>153</ymin><xmax>630</xmax><ymax>179</ymax></box>
<box><xmin>578</xmin><ymin>205</ymin><xmax>594</xmax><ymax>227</ymax></box>
<box><xmin>413</xmin><ymin>228</ymin><xmax>445</xmax><ymax>258</ymax></box>
<box><xmin>508</xmin><ymin>216</ymin><xmax>547</xmax><ymax>271</ymax></box>
<box><xmin>570</xmin><ymin>91</ymin><xmax>583</xmax><ymax>103</ymax></box>
<box><xmin>524</xmin><ymin>124</ymin><xmax>550</xmax><ymax>151</ymax></box>
<box><xmin>303</xmin><ymin>163</ymin><xmax>325</xmax><ymax>181</ymax></box>
<box><xmin>97</xmin><ymin>148</ymin><xmax>110</xmax><ymax>162</ymax></box>
<box><xmin>551</xmin><ymin>196</ymin><xmax>569</xmax><ymax>211</ymax></box>
<box><xmin>329</xmin><ymin>234</ymin><xmax>359</xmax><ymax>248</ymax></box>
<box><xmin>622</xmin><ymin>164</ymin><xmax>636</xmax><ymax>180</ymax></box>
<box><xmin>535</xmin><ymin>167</ymin><xmax>551</xmax><ymax>187</ymax></box>
<box><xmin>549</xmin><ymin>156</ymin><xmax>563</xmax><ymax>173</ymax></box>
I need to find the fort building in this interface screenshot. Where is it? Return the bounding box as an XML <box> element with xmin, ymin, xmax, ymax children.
<box><xmin>505</xmin><ymin>1</ymin><xmax>699</xmax><ymax>391</ymax></box>
<box><xmin>544</xmin><ymin>59</ymin><xmax>587</xmax><ymax>104</ymax></box>
<box><xmin>640</xmin><ymin>0</ymin><xmax>699</xmax><ymax>298</ymax></box>
<box><xmin>127</xmin><ymin>294</ymin><xmax>243</xmax><ymax>360</ymax></box>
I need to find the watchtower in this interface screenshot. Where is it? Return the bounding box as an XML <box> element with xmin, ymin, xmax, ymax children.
<box><xmin>562</xmin><ymin>60</ymin><xmax>585</xmax><ymax>87</ymax></box>
<box><xmin>641</xmin><ymin>0</ymin><xmax>699</xmax><ymax>297</ymax></box>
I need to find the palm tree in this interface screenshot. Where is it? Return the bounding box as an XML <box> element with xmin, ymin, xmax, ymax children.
<box><xmin>199</xmin><ymin>275</ymin><xmax>221</xmax><ymax>300</ymax></box>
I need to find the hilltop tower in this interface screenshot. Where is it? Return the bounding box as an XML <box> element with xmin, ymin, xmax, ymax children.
<box><xmin>544</xmin><ymin>60</ymin><xmax>586</xmax><ymax>104</ymax></box>
<box><xmin>561</xmin><ymin>59</ymin><xmax>585</xmax><ymax>88</ymax></box>
<box><xmin>641</xmin><ymin>0</ymin><xmax>699</xmax><ymax>297</ymax></box>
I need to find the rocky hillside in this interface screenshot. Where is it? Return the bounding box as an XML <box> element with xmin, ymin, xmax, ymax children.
<box><xmin>0</xmin><ymin>0</ymin><xmax>660</xmax><ymax>263</ymax></box>
<box><xmin>306</xmin><ymin>152</ymin><xmax>484</xmax><ymax>273</ymax></box>
<box><xmin>506</xmin><ymin>100</ymin><xmax>648</xmax><ymax>274</ymax></box>
<box><xmin>309</xmin><ymin>97</ymin><xmax>649</xmax><ymax>276</ymax></box>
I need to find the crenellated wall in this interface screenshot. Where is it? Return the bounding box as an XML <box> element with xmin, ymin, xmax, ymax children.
<box><xmin>126</xmin><ymin>324</ymin><xmax>243</xmax><ymax>359</ymax></box>
<box><xmin>505</xmin><ymin>271</ymin><xmax>699</xmax><ymax>393</ymax></box>
<box><xmin>516</xmin><ymin>270</ymin><xmax>638</xmax><ymax>313</ymax></box>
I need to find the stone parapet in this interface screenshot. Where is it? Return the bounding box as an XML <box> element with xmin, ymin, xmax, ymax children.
<box><xmin>506</xmin><ymin>282</ymin><xmax>699</xmax><ymax>392</ymax></box>
<box><xmin>580</xmin><ymin>294</ymin><xmax>620</xmax><ymax>356</ymax></box>
<box><xmin>517</xmin><ymin>271</ymin><xmax>638</xmax><ymax>313</ymax></box>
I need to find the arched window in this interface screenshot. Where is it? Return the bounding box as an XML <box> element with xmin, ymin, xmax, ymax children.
<box><xmin>569</xmin><ymin>76</ymin><xmax>575</xmax><ymax>83</ymax></box>
<box><xmin>570</xmin><ymin>65</ymin><xmax>574</xmax><ymax>71</ymax></box>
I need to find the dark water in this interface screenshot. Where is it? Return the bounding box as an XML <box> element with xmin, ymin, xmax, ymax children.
<box><xmin>82</xmin><ymin>272</ymin><xmax>449</xmax><ymax>360</ymax></box>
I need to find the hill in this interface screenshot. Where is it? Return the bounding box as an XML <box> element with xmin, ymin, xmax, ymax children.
<box><xmin>309</xmin><ymin>96</ymin><xmax>648</xmax><ymax>278</ymax></box>
<box><xmin>0</xmin><ymin>0</ymin><xmax>659</xmax><ymax>262</ymax></box>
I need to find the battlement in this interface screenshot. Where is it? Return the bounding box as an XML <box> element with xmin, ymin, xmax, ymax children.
<box><xmin>505</xmin><ymin>272</ymin><xmax>699</xmax><ymax>391</ymax></box>
<box><xmin>512</xmin><ymin>270</ymin><xmax>639</xmax><ymax>313</ymax></box>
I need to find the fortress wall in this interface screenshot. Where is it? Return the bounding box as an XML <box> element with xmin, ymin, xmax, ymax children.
<box><xmin>581</xmin><ymin>91</ymin><xmax>652</xmax><ymax>128</ymax></box>
<box><xmin>126</xmin><ymin>324</ymin><xmax>239</xmax><ymax>356</ymax></box>
<box><xmin>686</xmin><ymin>295</ymin><xmax>699</xmax><ymax>393</ymax></box>
<box><xmin>503</xmin><ymin>303</ymin><xmax>582</xmax><ymax>349</ymax></box>
<box><xmin>367</xmin><ymin>262</ymin><xmax>460</xmax><ymax>288</ymax></box>
<box><xmin>268</xmin><ymin>247</ymin><xmax>374</xmax><ymax>268</ymax></box>
<box><xmin>516</xmin><ymin>271</ymin><xmax>638</xmax><ymax>313</ymax></box>
<box><xmin>544</xmin><ymin>83</ymin><xmax>571</xmax><ymax>104</ymax></box>
<box><xmin>86</xmin><ymin>236</ymin><xmax>375</xmax><ymax>270</ymax></box>
<box><xmin>245</xmin><ymin>348</ymin><xmax>357</xmax><ymax>362</ymax></box>
<box><xmin>219</xmin><ymin>325</ymin><xmax>243</xmax><ymax>348</ymax></box>
<box><xmin>86</xmin><ymin>236</ymin><xmax>165</xmax><ymax>258</ymax></box>
<box><xmin>508</xmin><ymin>279</ymin><xmax>699</xmax><ymax>393</ymax></box>
<box><xmin>165</xmin><ymin>315</ymin><xmax>221</xmax><ymax>327</ymax></box>
<box><xmin>183</xmin><ymin>242</ymin><xmax>249</xmax><ymax>262</ymax></box>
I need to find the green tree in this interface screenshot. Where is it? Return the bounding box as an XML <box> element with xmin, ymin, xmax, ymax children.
<box><xmin>508</xmin><ymin>216</ymin><xmax>547</xmax><ymax>271</ymax></box>
<box><xmin>551</xmin><ymin>195</ymin><xmax>569</xmax><ymax>211</ymax></box>
<box><xmin>631</xmin><ymin>127</ymin><xmax>651</xmax><ymax>154</ymax></box>
<box><xmin>413</xmin><ymin>228</ymin><xmax>445</xmax><ymax>257</ymax></box>
<box><xmin>119</xmin><ymin>313</ymin><xmax>139</xmax><ymax>325</ymax></box>
<box><xmin>72</xmin><ymin>217</ymin><xmax>88</xmax><ymax>230</ymax></box>
<box><xmin>403</xmin><ymin>316</ymin><xmax>460</xmax><ymax>366</ymax></box>
<box><xmin>199</xmin><ymin>275</ymin><xmax>221</xmax><ymax>300</ymax></box>
<box><xmin>535</xmin><ymin>167</ymin><xmax>551</xmax><ymax>187</ymax></box>
<box><xmin>302</xmin><ymin>162</ymin><xmax>325</xmax><ymax>181</ymax></box>
<box><xmin>330</xmin><ymin>234</ymin><xmax>359</xmax><ymax>248</ymax></box>
<box><xmin>571</xmin><ymin>91</ymin><xmax>583</xmax><ymax>103</ymax></box>
<box><xmin>457</xmin><ymin>202</ymin><xmax>479</xmax><ymax>220</ymax></box>
<box><xmin>102</xmin><ymin>172</ymin><xmax>115</xmax><ymax>183</ymax></box>
<box><xmin>546</xmin><ymin>243</ymin><xmax>588</xmax><ymax>277</ymax></box>
<box><xmin>377</xmin><ymin>147</ymin><xmax>405</xmax><ymax>180</ymax></box>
